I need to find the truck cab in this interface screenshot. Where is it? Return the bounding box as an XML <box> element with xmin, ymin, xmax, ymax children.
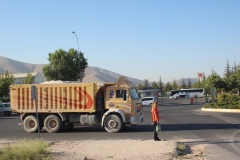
<box><xmin>102</xmin><ymin>77</ymin><xmax>143</xmax><ymax>132</ymax></box>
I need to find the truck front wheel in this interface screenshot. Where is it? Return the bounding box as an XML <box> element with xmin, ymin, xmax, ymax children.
<box><xmin>23</xmin><ymin>115</ymin><xmax>41</xmax><ymax>133</ymax></box>
<box><xmin>104</xmin><ymin>114</ymin><xmax>122</xmax><ymax>133</ymax></box>
<box><xmin>44</xmin><ymin>115</ymin><xmax>63</xmax><ymax>133</ymax></box>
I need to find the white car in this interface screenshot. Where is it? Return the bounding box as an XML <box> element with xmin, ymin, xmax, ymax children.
<box><xmin>141</xmin><ymin>97</ymin><xmax>155</xmax><ymax>106</ymax></box>
<box><xmin>0</xmin><ymin>102</ymin><xmax>11</xmax><ymax>116</ymax></box>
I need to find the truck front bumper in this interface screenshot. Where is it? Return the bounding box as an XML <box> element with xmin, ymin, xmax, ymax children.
<box><xmin>131</xmin><ymin>114</ymin><xmax>144</xmax><ymax>125</ymax></box>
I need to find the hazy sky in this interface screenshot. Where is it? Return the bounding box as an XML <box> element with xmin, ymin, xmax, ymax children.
<box><xmin>1</xmin><ymin>1</ymin><xmax>240</xmax><ymax>83</ymax></box>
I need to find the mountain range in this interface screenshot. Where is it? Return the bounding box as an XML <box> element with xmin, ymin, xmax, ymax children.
<box><xmin>0</xmin><ymin>56</ymin><xmax>143</xmax><ymax>84</ymax></box>
<box><xmin>0</xmin><ymin>56</ymin><xmax>199</xmax><ymax>85</ymax></box>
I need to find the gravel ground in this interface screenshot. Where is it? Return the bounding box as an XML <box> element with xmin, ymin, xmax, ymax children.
<box><xmin>48</xmin><ymin>139</ymin><xmax>177</xmax><ymax>160</ymax></box>
<box><xmin>0</xmin><ymin>139</ymin><xmax>206</xmax><ymax>160</ymax></box>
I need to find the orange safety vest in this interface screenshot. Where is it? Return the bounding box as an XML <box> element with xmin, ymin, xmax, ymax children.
<box><xmin>151</xmin><ymin>107</ymin><xmax>160</xmax><ymax>122</ymax></box>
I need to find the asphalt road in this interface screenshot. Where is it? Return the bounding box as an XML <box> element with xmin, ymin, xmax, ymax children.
<box><xmin>1</xmin><ymin>98</ymin><xmax>240</xmax><ymax>160</ymax></box>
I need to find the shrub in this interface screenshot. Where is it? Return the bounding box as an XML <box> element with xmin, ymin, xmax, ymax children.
<box><xmin>177</xmin><ymin>142</ymin><xmax>185</xmax><ymax>151</ymax></box>
<box><xmin>203</xmin><ymin>93</ymin><xmax>240</xmax><ymax>109</ymax></box>
<box><xmin>0</xmin><ymin>139</ymin><xmax>50</xmax><ymax>160</ymax></box>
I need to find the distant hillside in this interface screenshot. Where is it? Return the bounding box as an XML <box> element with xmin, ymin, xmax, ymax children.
<box><xmin>0</xmin><ymin>56</ymin><xmax>143</xmax><ymax>84</ymax></box>
<box><xmin>0</xmin><ymin>56</ymin><xmax>45</xmax><ymax>74</ymax></box>
<box><xmin>169</xmin><ymin>78</ymin><xmax>199</xmax><ymax>85</ymax></box>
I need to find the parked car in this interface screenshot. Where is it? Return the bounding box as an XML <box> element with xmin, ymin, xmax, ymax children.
<box><xmin>0</xmin><ymin>102</ymin><xmax>11</xmax><ymax>116</ymax></box>
<box><xmin>141</xmin><ymin>97</ymin><xmax>155</xmax><ymax>106</ymax></box>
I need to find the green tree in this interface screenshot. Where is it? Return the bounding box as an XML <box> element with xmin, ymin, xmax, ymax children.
<box><xmin>192</xmin><ymin>81</ymin><xmax>203</xmax><ymax>88</ymax></box>
<box><xmin>186</xmin><ymin>78</ymin><xmax>192</xmax><ymax>89</ymax></box>
<box><xmin>228</xmin><ymin>73</ymin><xmax>239</xmax><ymax>93</ymax></box>
<box><xmin>164</xmin><ymin>82</ymin><xmax>172</xmax><ymax>95</ymax></box>
<box><xmin>0</xmin><ymin>71</ymin><xmax>15</xmax><ymax>97</ymax></box>
<box><xmin>202</xmin><ymin>72</ymin><xmax>206</xmax><ymax>82</ymax></box>
<box><xmin>225</xmin><ymin>63</ymin><xmax>240</xmax><ymax>93</ymax></box>
<box><xmin>23</xmin><ymin>73</ymin><xmax>35</xmax><ymax>84</ymax></box>
<box><xmin>205</xmin><ymin>72</ymin><xmax>223</xmax><ymax>98</ymax></box>
<box><xmin>223</xmin><ymin>59</ymin><xmax>231</xmax><ymax>79</ymax></box>
<box><xmin>237</xmin><ymin>65</ymin><xmax>240</xmax><ymax>95</ymax></box>
<box><xmin>232</xmin><ymin>61</ymin><xmax>238</xmax><ymax>74</ymax></box>
<box><xmin>172</xmin><ymin>79</ymin><xmax>178</xmax><ymax>90</ymax></box>
<box><xmin>142</xmin><ymin>79</ymin><xmax>150</xmax><ymax>89</ymax></box>
<box><xmin>42</xmin><ymin>48</ymin><xmax>88</xmax><ymax>81</ymax></box>
<box><xmin>158</xmin><ymin>76</ymin><xmax>164</xmax><ymax>96</ymax></box>
<box><xmin>151</xmin><ymin>81</ymin><xmax>158</xmax><ymax>89</ymax></box>
<box><xmin>137</xmin><ymin>83</ymin><xmax>143</xmax><ymax>90</ymax></box>
<box><xmin>180</xmin><ymin>78</ymin><xmax>186</xmax><ymax>89</ymax></box>
<box><xmin>200</xmin><ymin>72</ymin><xmax>209</xmax><ymax>96</ymax></box>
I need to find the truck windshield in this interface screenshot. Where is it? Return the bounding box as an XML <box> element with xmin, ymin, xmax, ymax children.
<box><xmin>129</xmin><ymin>88</ymin><xmax>139</xmax><ymax>100</ymax></box>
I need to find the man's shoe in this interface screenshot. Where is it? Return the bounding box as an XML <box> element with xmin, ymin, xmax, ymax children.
<box><xmin>154</xmin><ymin>139</ymin><xmax>160</xmax><ymax>141</ymax></box>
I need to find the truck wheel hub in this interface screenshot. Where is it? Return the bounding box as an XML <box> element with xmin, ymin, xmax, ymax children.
<box><xmin>108</xmin><ymin>120</ymin><xmax>117</xmax><ymax>128</ymax></box>
<box><xmin>49</xmin><ymin>120</ymin><xmax>57</xmax><ymax>128</ymax></box>
<box><xmin>29</xmin><ymin>121</ymin><xmax>35</xmax><ymax>128</ymax></box>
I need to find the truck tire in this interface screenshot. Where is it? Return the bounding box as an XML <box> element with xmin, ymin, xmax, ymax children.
<box><xmin>104</xmin><ymin>114</ymin><xmax>122</xmax><ymax>133</ymax></box>
<box><xmin>44</xmin><ymin>115</ymin><xmax>63</xmax><ymax>133</ymax></box>
<box><xmin>23</xmin><ymin>115</ymin><xmax>39</xmax><ymax>133</ymax></box>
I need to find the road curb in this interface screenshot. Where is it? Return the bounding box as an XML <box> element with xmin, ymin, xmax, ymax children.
<box><xmin>201</xmin><ymin>108</ymin><xmax>240</xmax><ymax>113</ymax></box>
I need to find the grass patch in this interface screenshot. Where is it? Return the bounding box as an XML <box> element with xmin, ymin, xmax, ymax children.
<box><xmin>175</xmin><ymin>142</ymin><xmax>206</xmax><ymax>159</ymax></box>
<box><xmin>176</xmin><ymin>142</ymin><xmax>188</xmax><ymax>157</ymax></box>
<box><xmin>177</xmin><ymin>142</ymin><xmax>186</xmax><ymax>151</ymax></box>
<box><xmin>0</xmin><ymin>139</ymin><xmax>52</xmax><ymax>160</ymax></box>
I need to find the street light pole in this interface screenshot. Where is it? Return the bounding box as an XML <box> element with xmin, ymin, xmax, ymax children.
<box><xmin>72</xmin><ymin>31</ymin><xmax>81</xmax><ymax>81</ymax></box>
<box><xmin>72</xmin><ymin>31</ymin><xmax>79</xmax><ymax>52</ymax></box>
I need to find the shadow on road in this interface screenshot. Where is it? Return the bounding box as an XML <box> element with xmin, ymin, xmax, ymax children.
<box><xmin>121</xmin><ymin>123</ymin><xmax>240</xmax><ymax>132</ymax></box>
<box><xmin>162</xmin><ymin>123</ymin><xmax>240</xmax><ymax>131</ymax></box>
<box><xmin>39</xmin><ymin>123</ymin><xmax>240</xmax><ymax>133</ymax></box>
<box><xmin>181</xmin><ymin>140</ymin><xmax>240</xmax><ymax>145</ymax></box>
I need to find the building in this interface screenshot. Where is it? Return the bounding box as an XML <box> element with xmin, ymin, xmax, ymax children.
<box><xmin>138</xmin><ymin>88</ymin><xmax>160</xmax><ymax>98</ymax></box>
<box><xmin>13</xmin><ymin>72</ymin><xmax>44</xmax><ymax>84</ymax></box>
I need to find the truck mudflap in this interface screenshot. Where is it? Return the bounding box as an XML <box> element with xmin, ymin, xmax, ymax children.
<box><xmin>131</xmin><ymin>114</ymin><xmax>144</xmax><ymax>125</ymax></box>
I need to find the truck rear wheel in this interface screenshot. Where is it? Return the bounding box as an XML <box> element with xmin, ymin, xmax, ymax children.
<box><xmin>23</xmin><ymin>115</ymin><xmax>41</xmax><ymax>133</ymax></box>
<box><xmin>104</xmin><ymin>114</ymin><xmax>122</xmax><ymax>133</ymax></box>
<box><xmin>44</xmin><ymin>115</ymin><xmax>63</xmax><ymax>133</ymax></box>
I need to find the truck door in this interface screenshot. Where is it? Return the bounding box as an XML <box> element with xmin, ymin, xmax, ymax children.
<box><xmin>105</xmin><ymin>88</ymin><xmax>129</xmax><ymax>108</ymax></box>
<box><xmin>105</xmin><ymin>87</ymin><xmax>131</xmax><ymax>115</ymax></box>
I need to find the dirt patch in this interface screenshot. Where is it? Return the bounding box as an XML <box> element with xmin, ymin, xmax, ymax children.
<box><xmin>0</xmin><ymin>139</ymin><xmax>207</xmax><ymax>160</ymax></box>
<box><xmin>48</xmin><ymin>139</ymin><xmax>177</xmax><ymax>160</ymax></box>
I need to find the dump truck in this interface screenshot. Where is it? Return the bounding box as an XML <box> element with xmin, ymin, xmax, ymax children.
<box><xmin>10</xmin><ymin>76</ymin><xmax>144</xmax><ymax>133</ymax></box>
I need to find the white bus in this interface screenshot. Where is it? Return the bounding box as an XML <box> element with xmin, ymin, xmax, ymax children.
<box><xmin>170</xmin><ymin>88</ymin><xmax>204</xmax><ymax>99</ymax></box>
